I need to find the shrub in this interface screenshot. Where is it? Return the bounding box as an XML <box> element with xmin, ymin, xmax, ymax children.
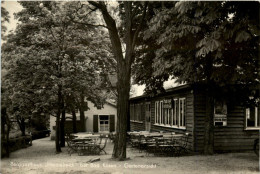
<box><xmin>1</xmin><ymin>135</ymin><xmax>32</xmax><ymax>158</ymax></box>
<box><xmin>31</xmin><ymin>130</ymin><xmax>50</xmax><ymax>140</ymax></box>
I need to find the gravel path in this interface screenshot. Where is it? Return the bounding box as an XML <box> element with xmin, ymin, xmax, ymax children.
<box><xmin>1</xmin><ymin>137</ymin><xmax>259</xmax><ymax>174</ymax></box>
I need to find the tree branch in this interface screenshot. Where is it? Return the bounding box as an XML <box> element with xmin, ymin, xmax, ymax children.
<box><xmin>67</xmin><ymin>2</ymin><xmax>112</xmax><ymax>31</ymax></box>
<box><xmin>131</xmin><ymin>3</ymin><xmax>142</xmax><ymax>20</ymax></box>
<box><xmin>70</xmin><ymin>19</ymin><xmax>111</xmax><ymax>30</ymax></box>
<box><xmin>88</xmin><ymin>1</ymin><xmax>124</xmax><ymax>63</ymax></box>
<box><xmin>132</xmin><ymin>2</ymin><xmax>148</xmax><ymax>51</ymax></box>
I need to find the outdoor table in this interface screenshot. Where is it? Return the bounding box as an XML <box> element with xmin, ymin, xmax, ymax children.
<box><xmin>153</xmin><ymin>134</ymin><xmax>183</xmax><ymax>142</ymax></box>
<box><xmin>128</xmin><ymin>131</ymin><xmax>141</xmax><ymax>135</ymax></box>
<box><xmin>143</xmin><ymin>133</ymin><xmax>163</xmax><ymax>138</ymax></box>
<box><xmin>70</xmin><ymin>134</ymin><xmax>101</xmax><ymax>155</ymax></box>
<box><xmin>72</xmin><ymin>138</ymin><xmax>94</xmax><ymax>142</ymax></box>
<box><xmin>146</xmin><ymin>134</ymin><xmax>184</xmax><ymax>156</ymax></box>
<box><xmin>72</xmin><ymin>134</ymin><xmax>100</xmax><ymax>140</ymax></box>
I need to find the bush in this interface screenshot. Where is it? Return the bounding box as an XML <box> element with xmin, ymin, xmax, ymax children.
<box><xmin>1</xmin><ymin>135</ymin><xmax>32</xmax><ymax>158</ymax></box>
<box><xmin>9</xmin><ymin>131</ymin><xmax>22</xmax><ymax>139</ymax></box>
<box><xmin>31</xmin><ymin>130</ymin><xmax>50</xmax><ymax>140</ymax></box>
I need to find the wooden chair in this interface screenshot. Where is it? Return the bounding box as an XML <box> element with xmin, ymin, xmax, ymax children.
<box><xmin>95</xmin><ymin>135</ymin><xmax>108</xmax><ymax>154</ymax></box>
<box><xmin>77</xmin><ymin>141</ymin><xmax>96</xmax><ymax>156</ymax></box>
<box><xmin>174</xmin><ymin>133</ymin><xmax>190</xmax><ymax>156</ymax></box>
<box><xmin>129</xmin><ymin>134</ymin><xmax>141</xmax><ymax>149</ymax></box>
<box><xmin>65</xmin><ymin>134</ymin><xmax>78</xmax><ymax>155</ymax></box>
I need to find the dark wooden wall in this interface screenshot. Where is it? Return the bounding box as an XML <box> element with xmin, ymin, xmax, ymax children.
<box><xmin>130</xmin><ymin>122</ymin><xmax>145</xmax><ymax>131</ymax></box>
<box><xmin>214</xmin><ymin>105</ymin><xmax>259</xmax><ymax>151</ymax></box>
<box><xmin>193</xmin><ymin>92</ymin><xmax>206</xmax><ymax>152</ymax></box>
<box><xmin>194</xmin><ymin>89</ymin><xmax>259</xmax><ymax>152</ymax></box>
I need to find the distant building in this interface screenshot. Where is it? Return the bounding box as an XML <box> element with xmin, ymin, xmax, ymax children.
<box><xmin>50</xmin><ymin>100</ymin><xmax>117</xmax><ymax>140</ymax></box>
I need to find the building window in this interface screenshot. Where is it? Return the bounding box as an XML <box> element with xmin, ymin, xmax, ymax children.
<box><xmin>130</xmin><ymin>103</ymin><xmax>143</xmax><ymax>122</ymax></box>
<box><xmin>179</xmin><ymin>98</ymin><xmax>186</xmax><ymax>127</ymax></box>
<box><xmin>155</xmin><ymin>101</ymin><xmax>159</xmax><ymax>124</ymax></box>
<box><xmin>154</xmin><ymin>98</ymin><xmax>186</xmax><ymax>129</ymax></box>
<box><xmin>130</xmin><ymin>104</ymin><xmax>134</xmax><ymax>120</ymax></box>
<box><xmin>214</xmin><ymin>99</ymin><xmax>227</xmax><ymax>126</ymax></box>
<box><xmin>99</xmin><ymin>115</ymin><xmax>109</xmax><ymax>132</ymax></box>
<box><xmin>173</xmin><ymin>99</ymin><xmax>178</xmax><ymax>126</ymax></box>
<box><xmin>159</xmin><ymin>101</ymin><xmax>163</xmax><ymax>124</ymax></box>
<box><xmin>245</xmin><ymin>106</ymin><xmax>260</xmax><ymax>129</ymax></box>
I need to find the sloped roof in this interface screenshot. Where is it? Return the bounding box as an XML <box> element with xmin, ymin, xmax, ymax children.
<box><xmin>129</xmin><ymin>84</ymin><xmax>191</xmax><ymax>101</ymax></box>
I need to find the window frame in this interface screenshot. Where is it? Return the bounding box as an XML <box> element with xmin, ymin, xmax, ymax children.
<box><xmin>130</xmin><ymin>103</ymin><xmax>143</xmax><ymax>123</ymax></box>
<box><xmin>155</xmin><ymin>101</ymin><xmax>158</xmax><ymax>124</ymax></box>
<box><xmin>178</xmin><ymin>98</ymin><xmax>186</xmax><ymax>129</ymax></box>
<box><xmin>160</xmin><ymin>101</ymin><xmax>163</xmax><ymax>124</ymax></box>
<box><xmin>154</xmin><ymin>98</ymin><xmax>186</xmax><ymax>130</ymax></box>
<box><xmin>98</xmin><ymin>115</ymin><xmax>110</xmax><ymax>132</ymax></box>
<box><xmin>245</xmin><ymin>106</ymin><xmax>260</xmax><ymax>130</ymax></box>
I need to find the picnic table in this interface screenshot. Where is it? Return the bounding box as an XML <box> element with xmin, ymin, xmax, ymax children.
<box><xmin>128</xmin><ymin>131</ymin><xmax>189</xmax><ymax>156</ymax></box>
<box><xmin>66</xmin><ymin>133</ymin><xmax>108</xmax><ymax>156</ymax></box>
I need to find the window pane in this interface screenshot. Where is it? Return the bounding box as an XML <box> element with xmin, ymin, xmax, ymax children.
<box><xmin>164</xmin><ymin>109</ymin><xmax>167</xmax><ymax>124</ymax></box>
<box><xmin>155</xmin><ymin>102</ymin><xmax>157</xmax><ymax>123</ymax></box>
<box><xmin>178</xmin><ymin>98</ymin><xmax>186</xmax><ymax>127</ymax></box>
<box><xmin>180</xmin><ymin>100</ymin><xmax>183</xmax><ymax>126</ymax></box>
<box><xmin>247</xmin><ymin>107</ymin><xmax>255</xmax><ymax>127</ymax></box>
<box><xmin>183</xmin><ymin>99</ymin><xmax>186</xmax><ymax>126</ymax></box>
<box><xmin>160</xmin><ymin>102</ymin><xmax>161</xmax><ymax>124</ymax></box>
<box><xmin>158</xmin><ymin>103</ymin><xmax>161</xmax><ymax>124</ymax></box>
<box><xmin>257</xmin><ymin>107</ymin><xmax>260</xmax><ymax>127</ymax></box>
<box><xmin>168</xmin><ymin>109</ymin><xmax>170</xmax><ymax>125</ymax></box>
<box><xmin>174</xmin><ymin>100</ymin><xmax>178</xmax><ymax>126</ymax></box>
<box><xmin>170</xmin><ymin>109</ymin><xmax>172</xmax><ymax>126</ymax></box>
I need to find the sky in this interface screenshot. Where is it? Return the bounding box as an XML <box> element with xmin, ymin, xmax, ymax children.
<box><xmin>2</xmin><ymin>1</ymin><xmax>23</xmax><ymax>34</ymax></box>
<box><xmin>1</xmin><ymin>1</ymin><xmax>180</xmax><ymax>97</ymax></box>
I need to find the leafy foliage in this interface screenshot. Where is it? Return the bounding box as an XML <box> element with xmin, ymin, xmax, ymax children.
<box><xmin>143</xmin><ymin>1</ymin><xmax>259</xmax><ymax>92</ymax></box>
<box><xmin>1</xmin><ymin>2</ymin><xmax>10</xmax><ymax>38</ymax></box>
<box><xmin>1</xmin><ymin>1</ymin><xmax>115</xmax><ymax>133</ymax></box>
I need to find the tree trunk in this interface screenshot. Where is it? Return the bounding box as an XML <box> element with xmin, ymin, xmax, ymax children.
<box><xmin>21</xmin><ymin>117</ymin><xmax>26</xmax><ymax>136</ymax></box>
<box><xmin>204</xmin><ymin>86</ymin><xmax>215</xmax><ymax>155</ymax></box>
<box><xmin>88</xmin><ymin>1</ymin><xmax>147</xmax><ymax>160</ymax></box>
<box><xmin>1</xmin><ymin>107</ymin><xmax>10</xmax><ymax>158</ymax></box>
<box><xmin>60</xmin><ymin>100</ymin><xmax>65</xmax><ymax>147</ymax></box>
<box><xmin>71</xmin><ymin>106</ymin><xmax>77</xmax><ymax>133</ymax></box>
<box><xmin>16</xmin><ymin>116</ymin><xmax>26</xmax><ymax>136</ymax></box>
<box><xmin>6</xmin><ymin>121</ymin><xmax>10</xmax><ymax>158</ymax></box>
<box><xmin>112</xmin><ymin>62</ymin><xmax>131</xmax><ymax>160</ymax></box>
<box><xmin>55</xmin><ymin>85</ymin><xmax>62</xmax><ymax>153</ymax></box>
<box><xmin>79</xmin><ymin>94</ymin><xmax>85</xmax><ymax>132</ymax></box>
<box><xmin>204</xmin><ymin>55</ymin><xmax>215</xmax><ymax>155</ymax></box>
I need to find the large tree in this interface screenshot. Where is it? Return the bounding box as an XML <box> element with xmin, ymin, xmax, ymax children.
<box><xmin>2</xmin><ymin>1</ymin><xmax>114</xmax><ymax>152</ymax></box>
<box><xmin>142</xmin><ymin>1</ymin><xmax>260</xmax><ymax>154</ymax></box>
<box><xmin>80</xmin><ymin>1</ymin><xmax>149</xmax><ymax>160</ymax></box>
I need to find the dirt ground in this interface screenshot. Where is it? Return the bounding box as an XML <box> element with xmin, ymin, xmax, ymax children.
<box><xmin>1</xmin><ymin>137</ymin><xmax>259</xmax><ymax>174</ymax></box>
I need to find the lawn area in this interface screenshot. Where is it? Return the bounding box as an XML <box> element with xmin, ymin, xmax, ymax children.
<box><xmin>1</xmin><ymin>137</ymin><xmax>259</xmax><ymax>174</ymax></box>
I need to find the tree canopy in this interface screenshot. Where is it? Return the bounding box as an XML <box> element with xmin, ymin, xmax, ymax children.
<box><xmin>1</xmin><ymin>1</ymin><xmax>115</xmax><ymax>151</ymax></box>
<box><xmin>143</xmin><ymin>1</ymin><xmax>259</xmax><ymax>90</ymax></box>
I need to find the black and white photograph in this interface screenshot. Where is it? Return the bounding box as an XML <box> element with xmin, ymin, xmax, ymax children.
<box><xmin>1</xmin><ymin>1</ymin><xmax>259</xmax><ymax>173</ymax></box>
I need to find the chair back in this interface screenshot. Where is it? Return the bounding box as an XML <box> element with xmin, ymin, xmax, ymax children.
<box><xmin>100</xmin><ymin>135</ymin><xmax>108</xmax><ymax>150</ymax></box>
<box><xmin>180</xmin><ymin>133</ymin><xmax>189</xmax><ymax>148</ymax></box>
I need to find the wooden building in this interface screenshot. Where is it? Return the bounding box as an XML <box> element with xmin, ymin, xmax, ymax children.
<box><xmin>129</xmin><ymin>84</ymin><xmax>259</xmax><ymax>152</ymax></box>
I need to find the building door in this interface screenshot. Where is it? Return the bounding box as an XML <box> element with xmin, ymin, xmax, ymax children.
<box><xmin>99</xmin><ymin>115</ymin><xmax>109</xmax><ymax>132</ymax></box>
<box><xmin>145</xmin><ymin>102</ymin><xmax>151</xmax><ymax>132</ymax></box>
